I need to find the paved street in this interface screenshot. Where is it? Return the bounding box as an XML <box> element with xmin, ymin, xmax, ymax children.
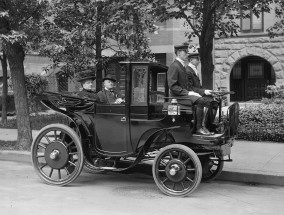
<box><xmin>0</xmin><ymin>161</ymin><xmax>284</xmax><ymax>215</ymax></box>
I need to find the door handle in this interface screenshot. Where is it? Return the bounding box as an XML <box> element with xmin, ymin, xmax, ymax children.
<box><xmin>121</xmin><ymin>117</ymin><xmax>126</xmax><ymax>122</ymax></box>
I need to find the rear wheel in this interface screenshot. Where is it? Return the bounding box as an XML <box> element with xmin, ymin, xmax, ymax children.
<box><xmin>202</xmin><ymin>155</ymin><xmax>224</xmax><ymax>182</ymax></box>
<box><xmin>31</xmin><ymin>124</ymin><xmax>84</xmax><ymax>186</ymax></box>
<box><xmin>152</xmin><ymin>144</ymin><xmax>202</xmax><ymax>197</ymax></box>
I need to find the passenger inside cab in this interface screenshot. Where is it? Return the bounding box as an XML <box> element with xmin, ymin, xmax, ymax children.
<box><xmin>76</xmin><ymin>68</ymin><xmax>99</xmax><ymax>101</ymax></box>
<box><xmin>97</xmin><ymin>74</ymin><xmax>125</xmax><ymax>104</ymax></box>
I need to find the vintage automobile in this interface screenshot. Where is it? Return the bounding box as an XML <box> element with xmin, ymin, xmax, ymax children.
<box><xmin>31</xmin><ymin>61</ymin><xmax>239</xmax><ymax>197</ymax></box>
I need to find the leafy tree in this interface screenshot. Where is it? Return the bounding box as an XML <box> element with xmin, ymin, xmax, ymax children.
<box><xmin>0</xmin><ymin>0</ymin><xmax>48</xmax><ymax>150</ymax></box>
<box><xmin>146</xmin><ymin>0</ymin><xmax>282</xmax><ymax>89</ymax></box>
<box><xmin>40</xmin><ymin>0</ymin><xmax>157</xmax><ymax>90</ymax></box>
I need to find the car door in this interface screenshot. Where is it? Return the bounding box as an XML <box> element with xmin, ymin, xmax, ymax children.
<box><xmin>93</xmin><ymin>103</ymin><xmax>132</xmax><ymax>156</ymax></box>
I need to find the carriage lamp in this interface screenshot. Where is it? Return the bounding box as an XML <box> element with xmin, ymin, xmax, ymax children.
<box><xmin>168</xmin><ymin>99</ymin><xmax>180</xmax><ymax>116</ymax></box>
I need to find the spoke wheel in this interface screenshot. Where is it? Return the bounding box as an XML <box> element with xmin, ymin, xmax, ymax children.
<box><xmin>70</xmin><ymin>124</ymin><xmax>104</xmax><ymax>174</ymax></box>
<box><xmin>152</xmin><ymin>144</ymin><xmax>202</xmax><ymax>197</ymax></box>
<box><xmin>202</xmin><ymin>156</ymin><xmax>224</xmax><ymax>182</ymax></box>
<box><xmin>31</xmin><ymin>124</ymin><xmax>84</xmax><ymax>186</ymax></box>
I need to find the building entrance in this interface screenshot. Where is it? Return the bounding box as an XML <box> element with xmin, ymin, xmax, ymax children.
<box><xmin>230</xmin><ymin>56</ymin><xmax>275</xmax><ymax>101</ymax></box>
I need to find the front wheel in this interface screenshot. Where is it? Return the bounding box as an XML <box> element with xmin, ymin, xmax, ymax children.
<box><xmin>31</xmin><ymin>124</ymin><xmax>84</xmax><ymax>186</ymax></box>
<box><xmin>152</xmin><ymin>144</ymin><xmax>202</xmax><ymax>197</ymax></box>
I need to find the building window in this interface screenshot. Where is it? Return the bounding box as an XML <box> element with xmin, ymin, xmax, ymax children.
<box><xmin>248</xmin><ymin>62</ymin><xmax>264</xmax><ymax>79</ymax></box>
<box><xmin>241</xmin><ymin>10</ymin><xmax>264</xmax><ymax>33</ymax></box>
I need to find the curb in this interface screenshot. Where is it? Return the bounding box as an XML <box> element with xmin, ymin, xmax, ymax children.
<box><xmin>1</xmin><ymin>150</ymin><xmax>283</xmax><ymax>186</ymax></box>
<box><xmin>0</xmin><ymin>150</ymin><xmax>31</xmax><ymax>164</ymax></box>
<box><xmin>218</xmin><ymin>171</ymin><xmax>284</xmax><ymax>186</ymax></box>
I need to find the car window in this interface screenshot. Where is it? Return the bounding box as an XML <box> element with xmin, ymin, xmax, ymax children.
<box><xmin>149</xmin><ymin>71</ymin><xmax>166</xmax><ymax>104</ymax></box>
<box><xmin>131</xmin><ymin>65</ymin><xmax>148</xmax><ymax>105</ymax></box>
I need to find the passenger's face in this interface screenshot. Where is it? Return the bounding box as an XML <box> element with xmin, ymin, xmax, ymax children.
<box><xmin>178</xmin><ymin>50</ymin><xmax>189</xmax><ymax>61</ymax></box>
<box><xmin>82</xmin><ymin>79</ymin><xmax>93</xmax><ymax>90</ymax></box>
<box><xmin>190</xmin><ymin>57</ymin><xmax>200</xmax><ymax>67</ymax></box>
<box><xmin>104</xmin><ymin>80</ymin><xmax>114</xmax><ymax>90</ymax></box>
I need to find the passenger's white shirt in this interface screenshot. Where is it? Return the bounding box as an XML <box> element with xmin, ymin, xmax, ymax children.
<box><xmin>188</xmin><ymin>62</ymin><xmax>199</xmax><ymax>77</ymax></box>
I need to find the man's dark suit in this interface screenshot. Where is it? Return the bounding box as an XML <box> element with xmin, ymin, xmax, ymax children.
<box><xmin>167</xmin><ymin>59</ymin><xmax>200</xmax><ymax>106</ymax></box>
<box><xmin>77</xmin><ymin>89</ymin><xmax>99</xmax><ymax>101</ymax></box>
<box><xmin>97</xmin><ymin>89</ymin><xmax>123</xmax><ymax>104</ymax></box>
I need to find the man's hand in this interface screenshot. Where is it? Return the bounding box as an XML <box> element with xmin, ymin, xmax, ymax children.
<box><xmin>204</xmin><ymin>90</ymin><xmax>212</xmax><ymax>95</ymax></box>
<box><xmin>114</xmin><ymin>98</ymin><xmax>125</xmax><ymax>104</ymax></box>
<box><xmin>188</xmin><ymin>91</ymin><xmax>201</xmax><ymax>97</ymax></box>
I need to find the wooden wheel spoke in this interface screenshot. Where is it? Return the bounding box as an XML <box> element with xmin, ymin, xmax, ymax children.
<box><xmin>162</xmin><ymin>178</ymin><xmax>169</xmax><ymax>184</ymax></box>
<box><xmin>186</xmin><ymin>176</ymin><xmax>193</xmax><ymax>183</ymax></box>
<box><xmin>62</xmin><ymin>132</ymin><xmax>66</xmax><ymax>140</ymax></box>
<box><xmin>69</xmin><ymin>152</ymin><xmax>78</xmax><ymax>155</ymax></box>
<box><xmin>49</xmin><ymin>168</ymin><xmax>54</xmax><ymax>177</ymax></box>
<box><xmin>168</xmin><ymin>152</ymin><xmax>173</xmax><ymax>160</ymax></box>
<box><xmin>181</xmin><ymin>182</ymin><xmax>185</xmax><ymax>190</ymax></box>
<box><xmin>54</xmin><ymin>131</ymin><xmax>57</xmax><ymax>140</ymax></box>
<box><xmin>187</xmin><ymin>168</ymin><xmax>195</xmax><ymax>171</ymax></box>
<box><xmin>64</xmin><ymin>167</ymin><xmax>70</xmax><ymax>175</ymax></box>
<box><xmin>40</xmin><ymin>163</ymin><xmax>47</xmax><ymax>170</ymax></box>
<box><xmin>177</xmin><ymin>151</ymin><xmax>181</xmax><ymax>160</ymax></box>
<box><xmin>172</xmin><ymin>183</ymin><xmax>176</xmax><ymax>190</ymax></box>
<box><xmin>68</xmin><ymin>161</ymin><xmax>76</xmax><ymax>167</ymax></box>
<box><xmin>36</xmin><ymin>154</ymin><xmax>45</xmax><ymax>158</ymax></box>
<box><xmin>38</xmin><ymin>142</ymin><xmax>47</xmax><ymax>149</ymax></box>
<box><xmin>184</xmin><ymin>157</ymin><xmax>191</xmax><ymax>165</ymax></box>
<box><xmin>58</xmin><ymin>169</ymin><xmax>61</xmax><ymax>179</ymax></box>
<box><xmin>66</xmin><ymin>141</ymin><xmax>75</xmax><ymax>148</ymax></box>
<box><xmin>158</xmin><ymin>169</ymin><xmax>166</xmax><ymax>173</ymax></box>
<box><xmin>44</xmin><ymin>135</ymin><xmax>51</xmax><ymax>143</ymax></box>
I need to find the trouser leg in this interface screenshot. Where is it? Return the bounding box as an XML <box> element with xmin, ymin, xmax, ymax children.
<box><xmin>194</xmin><ymin>97</ymin><xmax>214</xmax><ymax>135</ymax></box>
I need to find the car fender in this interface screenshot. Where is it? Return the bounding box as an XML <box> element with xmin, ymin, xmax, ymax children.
<box><xmin>136</xmin><ymin>126</ymin><xmax>180</xmax><ymax>152</ymax></box>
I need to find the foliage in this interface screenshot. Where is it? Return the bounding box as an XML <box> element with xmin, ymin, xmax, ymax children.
<box><xmin>39</xmin><ymin>0</ymin><xmax>156</xmax><ymax>78</ymax></box>
<box><xmin>0</xmin><ymin>113</ymin><xmax>68</xmax><ymax>130</ymax></box>
<box><xmin>25</xmin><ymin>74</ymin><xmax>48</xmax><ymax>112</ymax></box>
<box><xmin>0</xmin><ymin>94</ymin><xmax>15</xmax><ymax>115</ymax></box>
<box><xmin>237</xmin><ymin>104</ymin><xmax>284</xmax><ymax>142</ymax></box>
<box><xmin>0</xmin><ymin>0</ymin><xmax>49</xmax><ymax>48</ymax></box>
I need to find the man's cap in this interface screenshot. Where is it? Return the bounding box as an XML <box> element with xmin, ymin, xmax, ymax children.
<box><xmin>76</xmin><ymin>69</ymin><xmax>96</xmax><ymax>82</ymax></box>
<box><xmin>188</xmin><ymin>48</ymin><xmax>200</xmax><ymax>58</ymax></box>
<box><xmin>102</xmin><ymin>74</ymin><xmax>116</xmax><ymax>82</ymax></box>
<box><xmin>174</xmin><ymin>44</ymin><xmax>189</xmax><ymax>51</ymax></box>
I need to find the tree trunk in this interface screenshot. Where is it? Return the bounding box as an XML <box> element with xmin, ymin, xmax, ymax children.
<box><xmin>95</xmin><ymin>2</ymin><xmax>103</xmax><ymax>92</ymax></box>
<box><xmin>199</xmin><ymin>1</ymin><xmax>215</xmax><ymax>90</ymax></box>
<box><xmin>1</xmin><ymin>51</ymin><xmax>8</xmax><ymax>124</ymax></box>
<box><xmin>3</xmin><ymin>41</ymin><xmax>32</xmax><ymax>150</ymax></box>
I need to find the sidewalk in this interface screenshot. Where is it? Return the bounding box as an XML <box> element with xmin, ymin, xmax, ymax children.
<box><xmin>0</xmin><ymin>128</ymin><xmax>284</xmax><ymax>186</ymax></box>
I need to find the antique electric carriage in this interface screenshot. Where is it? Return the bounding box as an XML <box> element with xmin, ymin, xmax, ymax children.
<box><xmin>31</xmin><ymin>61</ymin><xmax>239</xmax><ymax>197</ymax></box>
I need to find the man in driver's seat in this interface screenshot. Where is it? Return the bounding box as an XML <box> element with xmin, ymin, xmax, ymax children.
<box><xmin>97</xmin><ymin>74</ymin><xmax>124</xmax><ymax>104</ymax></box>
<box><xmin>167</xmin><ymin>44</ymin><xmax>213</xmax><ymax>135</ymax></box>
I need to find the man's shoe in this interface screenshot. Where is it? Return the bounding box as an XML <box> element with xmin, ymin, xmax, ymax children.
<box><xmin>202</xmin><ymin>127</ymin><xmax>214</xmax><ymax>135</ymax></box>
<box><xmin>196</xmin><ymin>128</ymin><xmax>210</xmax><ymax>135</ymax></box>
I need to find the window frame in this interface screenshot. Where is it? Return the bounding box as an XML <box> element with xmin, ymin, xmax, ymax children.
<box><xmin>240</xmin><ymin>9</ymin><xmax>264</xmax><ymax>33</ymax></box>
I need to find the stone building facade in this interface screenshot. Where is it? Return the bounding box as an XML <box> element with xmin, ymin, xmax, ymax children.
<box><xmin>214</xmin><ymin>36</ymin><xmax>284</xmax><ymax>102</ymax></box>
